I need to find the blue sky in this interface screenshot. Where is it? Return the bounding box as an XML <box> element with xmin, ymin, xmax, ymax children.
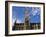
<box><xmin>12</xmin><ymin>6</ymin><xmax>40</xmax><ymax>24</ymax></box>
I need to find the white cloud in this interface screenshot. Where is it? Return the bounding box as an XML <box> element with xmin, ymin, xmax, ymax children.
<box><xmin>13</xmin><ymin>18</ymin><xmax>16</xmax><ymax>23</ymax></box>
<box><xmin>16</xmin><ymin>19</ymin><xmax>22</xmax><ymax>23</ymax></box>
<box><xmin>12</xmin><ymin>18</ymin><xmax>16</xmax><ymax>26</ymax></box>
<box><xmin>32</xmin><ymin>10</ymin><xmax>38</xmax><ymax>16</ymax></box>
<box><xmin>32</xmin><ymin>8</ymin><xmax>40</xmax><ymax>16</ymax></box>
<box><xmin>12</xmin><ymin>18</ymin><xmax>23</xmax><ymax>24</ymax></box>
